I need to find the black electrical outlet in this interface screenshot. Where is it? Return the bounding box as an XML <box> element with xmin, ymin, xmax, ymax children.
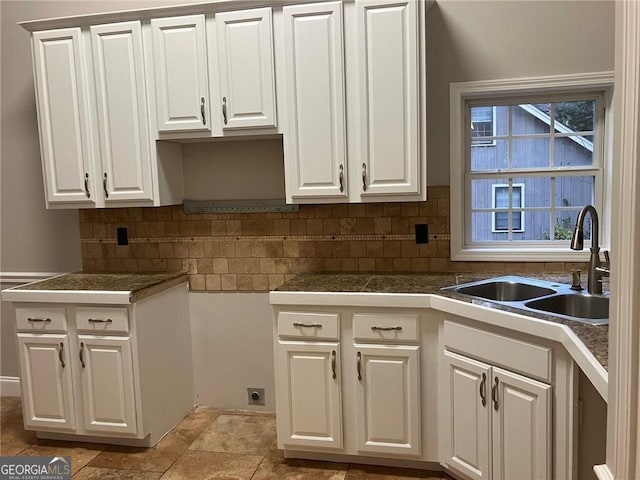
<box><xmin>117</xmin><ymin>227</ymin><xmax>128</xmax><ymax>246</ymax></box>
<box><xmin>415</xmin><ymin>224</ymin><xmax>429</xmax><ymax>244</ymax></box>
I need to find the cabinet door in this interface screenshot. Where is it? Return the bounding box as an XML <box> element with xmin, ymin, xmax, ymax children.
<box><xmin>355</xmin><ymin>345</ymin><xmax>420</xmax><ymax>455</ymax></box>
<box><xmin>355</xmin><ymin>0</ymin><xmax>420</xmax><ymax>197</ymax></box>
<box><xmin>492</xmin><ymin>367</ymin><xmax>552</xmax><ymax>480</ymax></box>
<box><xmin>442</xmin><ymin>351</ymin><xmax>492</xmax><ymax>480</ymax></box>
<box><xmin>32</xmin><ymin>28</ymin><xmax>94</xmax><ymax>205</ymax></box>
<box><xmin>151</xmin><ymin>15</ymin><xmax>210</xmax><ymax>132</ymax></box>
<box><xmin>17</xmin><ymin>334</ymin><xmax>76</xmax><ymax>431</ymax></box>
<box><xmin>216</xmin><ymin>8</ymin><xmax>276</xmax><ymax>129</ymax></box>
<box><xmin>90</xmin><ymin>22</ymin><xmax>154</xmax><ymax>202</ymax></box>
<box><xmin>282</xmin><ymin>2</ymin><xmax>347</xmax><ymax>200</ymax></box>
<box><xmin>78</xmin><ymin>335</ymin><xmax>137</xmax><ymax>435</ymax></box>
<box><xmin>276</xmin><ymin>342</ymin><xmax>342</xmax><ymax>449</ymax></box>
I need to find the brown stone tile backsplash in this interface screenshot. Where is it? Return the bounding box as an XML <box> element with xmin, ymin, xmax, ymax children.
<box><xmin>79</xmin><ymin>186</ymin><xmax>581</xmax><ymax>292</ymax></box>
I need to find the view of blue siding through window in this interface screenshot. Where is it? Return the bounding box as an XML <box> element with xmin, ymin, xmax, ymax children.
<box><xmin>468</xmin><ymin>99</ymin><xmax>597</xmax><ymax>243</ymax></box>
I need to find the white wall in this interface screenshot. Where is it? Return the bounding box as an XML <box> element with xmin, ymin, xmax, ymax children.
<box><xmin>190</xmin><ymin>292</ymin><xmax>275</xmax><ymax>411</ymax></box>
<box><xmin>425</xmin><ymin>0</ymin><xmax>615</xmax><ymax>184</ymax></box>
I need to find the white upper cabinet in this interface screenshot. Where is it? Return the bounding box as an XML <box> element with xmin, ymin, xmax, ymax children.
<box><xmin>282</xmin><ymin>2</ymin><xmax>347</xmax><ymax>201</ymax></box>
<box><xmin>215</xmin><ymin>8</ymin><xmax>277</xmax><ymax>130</ymax></box>
<box><xmin>151</xmin><ymin>15</ymin><xmax>210</xmax><ymax>133</ymax></box>
<box><xmin>355</xmin><ymin>0</ymin><xmax>421</xmax><ymax>198</ymax></box>
<box><xmin>90</xmin><ymin>21</ymin><xmax>154</xmax><ymax>202</ymax></box>
<box><xmin>32</xmin><ymin>28</ymin><xmax>94</xmax><ymax>206</ymax></box>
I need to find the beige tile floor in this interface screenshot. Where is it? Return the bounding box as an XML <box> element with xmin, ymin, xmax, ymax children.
<box><xmin>0</xmin><ymin>397</ymin><xmax>452</xmax><ymax>479</ymax></box>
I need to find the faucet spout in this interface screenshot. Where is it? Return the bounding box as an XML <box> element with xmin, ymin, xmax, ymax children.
<box><xmin>571</xmin><ymin>205</ymin><xmax>604</xmax><ymax>294</ymax></box>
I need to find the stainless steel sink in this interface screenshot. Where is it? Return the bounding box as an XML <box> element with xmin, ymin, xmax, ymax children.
<box><xmin>455</xmin><ymin>281</ymin><xmax>556</xmax><ymax>302</ymax></box>
<box><xmin>442</xmin><ymin>276</ymin><xmax>609</xmax><ymax>325</ymax></box>
<box><xmin>525</xmin><ymin>294</ymin><xmax>609</xmax><ymax>323</ymax></box>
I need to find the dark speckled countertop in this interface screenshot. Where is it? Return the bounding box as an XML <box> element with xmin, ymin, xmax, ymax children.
<box><xmin>276</xmin><ymin>272</ymin><xmax>609</xmax><ymax>371</ymax></box>
<box><xmin>14</xmin><ymin>271</ymin><xmax>188</xmax><ymax>303</ymax></box>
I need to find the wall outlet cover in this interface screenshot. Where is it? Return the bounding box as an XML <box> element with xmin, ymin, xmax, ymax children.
<box><xmin>415</xmin><ymin>224</ymin><xmax>429</xmax><ymax>244</ymax></box>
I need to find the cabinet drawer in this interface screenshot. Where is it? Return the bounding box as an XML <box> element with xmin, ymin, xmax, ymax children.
<box><xmin>76</xmin><ymin>307</ymin><xmax>129</xmax><ymax>334</ymax></box>
<box><xmin>16</xmin><ymin>306</ymin><xmax>67</xmax><ymax>332</ymax></box>
<box><xmin>353</xmin><ymin>313</ymin><xmax>419</xmax><ymax>343</ymax></box>
<box><xmin>278</xmin><ymin>311</ymin><xmax>339</xmax><ymax>340</ymax></box>
<box><xmin>443</xmin><ymin>320</ymin><xmax>552</xmax><ymax>382</ymax></box>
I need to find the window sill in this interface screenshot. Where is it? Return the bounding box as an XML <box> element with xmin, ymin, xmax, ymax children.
<box><xmin>451</xmin><ymin>247</ymin><xmax>592</xmax><ymax>263</ymax></box>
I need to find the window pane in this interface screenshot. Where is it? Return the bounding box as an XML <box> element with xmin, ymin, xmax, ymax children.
<box><xmin>555</xmin><ymin>176</ymin><xmax>594</xmax><ymax>207</ymax></box>
<box><xmin>470</xmin><ymin>140</ymin><xmax>508</xmax><ymax>170</ymax></box>
<box><xmin>494</xmin><ymin>106</ymin><xmax>509</xmax><ymax>136</ymax></box>
<box><xmin>554</xmin><ymin>136</ymin><xmax>594</xmax><ymax>167</ymax></box>
<box><xmin>495</xmin><ymin>211</ymin><xmax>509</xmax><ymax>231</ymax></box>
<box><xmin>554</xmin><ymin>210</ymin><xmax>591</xmax><ymax>241</ymax></box>
<box><xmin>471</xmin><ymin>106</ymin><xmax>494</xmax><ymax>144</ymax></box>
<box><xmin>524</xmin><ymin>210</ymin><xmax>552</xmax><ymax>240</ymax></box>
<box><xmin>513</xmin><ymin>177</ymin><xmax>550</xmax><ymax>208</ymax></box>
<box><xmin>472</xmin><ymin>212</ymin><xmax>508</xmax><ymax>241</ymax></box>
<box><xmin>472</xmin><ymin>178</ymin><xmax>508</xmax><ymax>209</ymax></box>
<box><xmin>554</xmin><ymin>100</ymin><xmax>595</xmax><ymax>132</ymax></box>
<box><xmin>513</xmin><ymin>104</ymin><xmax>551</xmax><ymax>135</ymax></box>
<box><xmin>494</xmin><ymin>186</ymin><xmax>509</xmax><ymax>208</ymax></box>
<box><xmin>512</xmin><ymin>137</ymin><xmax>551</xmax><ymax>169</ymax></box>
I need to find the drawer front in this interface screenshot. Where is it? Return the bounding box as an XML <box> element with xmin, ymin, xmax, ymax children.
<box><xmin>353</xmin><ymin>313</ymin><xmax>419</xmax><ymax>343</ymax></box>
<box><xmin>278</xmin><ymin>311</ymin><xmax>339</xmax><ymax>340</ymax></box>
<box><xmin>76</xmin><ymin>307</ymin><xmax>129</xmax><ymax>334</ymax></box>
<box><xmin>443</xmin><ymin>320</ymin><xmax>552</xmax><ymax>382</ymax></box>
<box><xmin>15</xmin><ymin>306</ymin><xmax>67</xmax><ymax>332</ymax></box>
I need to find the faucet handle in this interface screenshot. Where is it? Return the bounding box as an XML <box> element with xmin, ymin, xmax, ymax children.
<box><xmin>602</xmin><ymin>250</ymin><xmax>610</xmax><ymax>267</ymax></box>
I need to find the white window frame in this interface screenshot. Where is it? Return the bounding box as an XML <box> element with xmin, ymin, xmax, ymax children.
<box><xmin>450</xmin><ymin>72</ymin><xmax>614</xmax><ymax>262</ymax></box>
<box><xmin>492</xmin><ymin>183</ymin><xmax>525</xmax><ymax>233</ymax></box>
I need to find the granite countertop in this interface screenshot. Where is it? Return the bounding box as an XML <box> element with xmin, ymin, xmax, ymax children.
<box><xmin>13</xmin><ymin>271</ymin><xmax>188</xmax><ymax>303</ymax></box>
<box><xmin>275</xmin><ymin>272</ymin><xmax>609</xmax><ymax>371</ymax></box>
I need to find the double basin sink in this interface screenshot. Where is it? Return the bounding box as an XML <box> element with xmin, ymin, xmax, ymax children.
<box><xmin>442</xmin><ymin>276</ymin><xmax>609</xmax><ymax>325</ymax></box>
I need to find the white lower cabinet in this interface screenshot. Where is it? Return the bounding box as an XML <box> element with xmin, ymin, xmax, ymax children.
<box><xmin>78</xmin><ymin>335</ymin><xmax>137</xmax><ymax>436</ymax></box>
<box><xmin>442</xmin><ymin>351</ymin><xmax>552</xmax><ymax>480</ymax></box>
<box><xmin>355</xmin><ymin>345</ymin><xmax>420</xmax><ymax>455</ymax></box>
<box><xmin>17</xmin><ymin>334</ymin><xmax>76</xmax><ymax>431</ymax></box>
<box><xmin>275</xmin><ymin>309</ymin><xmax>422</xmax><ymax>459</ymax></box>
<box><xmin>10</xmin><ymin>282</ymin><xmax>193</xmax><ymax>446</ymax></box>
<box><xmin>277</xmin><ymin>342</ymin><xmax>342</xmax><ymax>449</ymax></box>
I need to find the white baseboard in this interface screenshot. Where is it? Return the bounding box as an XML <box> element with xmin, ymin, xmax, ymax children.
<box><xmin>0</xmin><ymin>376</ymin><xmax>21</xmax><ymax>397</ymax></box>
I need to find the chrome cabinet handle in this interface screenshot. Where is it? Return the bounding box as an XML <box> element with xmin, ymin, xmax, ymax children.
<box><xmin>362</xmin><ymin>163</ymin><xmax>367</xmax><ymax>191</ymax></box>
<box><xmin>293</xmin><ymin>322</ymin><xmax>322</xmax><ymax>328</ymax></box>
<box><xmin>222</xmin><ymin>97</ymin><xmax>228</xmax><ymax>125</ymax></box>
<box><xmin>331</xmin><ymin>350</ymin><xmax>337</xmax><ymax>380</ymax></box>
<box><xmin>79</xmin><ymin>342</ymin><xmax>86</xmax><ymax>369</ymax></box>
<box><xmin>371</xmin><ymin>326</ymin><xmax>402</xmax><ymax>331</ymax></box>
<box><xmin>103</xmin><ymin>173</ymin><xmax>109</xmax><ymax>198</ymax></box>
<box><xmin>357</xmin><ymin>352</ymin><xmax>362</xmax><ymax>381</ymax></box>
<box><xmin>201</xmin><ymin>97</ymin><xmax>206</xmax><ymax>125</ymax></box>
<box><xmin>84</xmin><ymin>173</ymin><xmax>91</xmax><ymax>198</ymax></box>
<box><xmin>27</xmin><ymin>317</ymin><xmax>51</xmax><ymax>323</ymax></box>
<box><xmin>492</xmin><ymin>377</ymin><xmax>499</xmax><ymax>411</ymax></box>
<box><xmin>88</xmin><ymin>318</ymin><xmax>113</xmax><ymax>324</ymax></box>
<box><xmin>58</xmin><ymin>342</ymin><xmax>65</xmax><ymax>368</ymax></box>
<box><xmin>479</xmin><ymin>373</ymin><xmax>487</xmax><ymax>407</ymax></box>
<box><xmin>339</xmin><ymin>164</ymin><xmax>344</xmax><ymax>193</ymax></box>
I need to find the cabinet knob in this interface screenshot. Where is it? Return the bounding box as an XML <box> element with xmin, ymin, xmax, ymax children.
<box><xmin>201</xmin><ymin>97</ymin><xmax>207</xmax><ymax>125</ymax></box>
<box><xmin>492</xmin><ymin>377</ymin><xmax>500</xmax><ymax>411</ymax></box>
<box><xmin>103</xmin><ymin>173</ymin><xmax>109</xmax><ymax>199</ymax></box>
<box><xmin>84</xmin><ymin>173</ymin><xmax>91</xmax><ymax>198</ymax></box>
<box><xmin>58</xmin><ymin>342</ymin><xmax>65</xmax><ymax>369</ymax></box>
<box><xmin>331</xmin><ymin>350</ymin><xmax>337</xmax><ymax>380</ymax></box>
<box><xmin>357</xmin><ymin>351</ymin><xmax>362</xmax><ymax>381</ymax></box>
<box><xmin>79</xmin><ymin>342</ymin><xmax>86</xmax><ymax>369</ymax></box>
<box><xmin>222</xmin><ymin>97</ymin><xmax>228</xmax><ymax>125</ymax></box>
<box><xmin>479</xmin><ymin>372</ymin><xmax>487</xmax><ymax>407</ymax></box>
<box><xmin>362</xmin><ymin>163</ymin><xmax>367</xmax><ymax>191</ymax></box>
<box><xmin>27</xmin><ymin>317</ymin><xmax>51</xmax><ymax>323</ymax></box>
<box><xmin>339</xmin><ymin>164</ymin><xmax>344</xmax><ymax>193</ymax></box>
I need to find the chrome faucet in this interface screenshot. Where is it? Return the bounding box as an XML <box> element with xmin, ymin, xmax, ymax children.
<box><xmin>570</xmin><ymin>205</ymin><xmax>610</xmax><ymax>294</ymax></box>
